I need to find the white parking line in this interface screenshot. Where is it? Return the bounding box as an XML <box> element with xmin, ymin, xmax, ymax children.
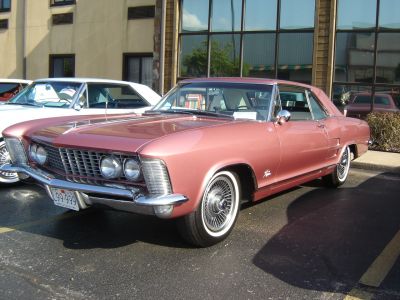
<box><xmin>344</xmin><ymin>228</ymin><xmax>400</xmax><ymax>299</ymax></box>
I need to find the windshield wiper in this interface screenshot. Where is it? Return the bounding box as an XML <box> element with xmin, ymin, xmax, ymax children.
<box><xmin>146</xmin><ymin>109</ymin><xmax>234</xmax><ymax>119</ymax></box>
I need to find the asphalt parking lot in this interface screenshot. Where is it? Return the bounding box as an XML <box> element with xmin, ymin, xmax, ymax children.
<box><xmin>0</xmin><ymin>169</ymin><xmax>399</xmax><ymax>300</ymax></box>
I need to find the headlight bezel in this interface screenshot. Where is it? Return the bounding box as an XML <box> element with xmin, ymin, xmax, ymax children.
<box><xmin>123</xmin><ymin>158</ymin><xmax>142</xmax><ymax>181</ymax></box>
<box><xmin>100</xmin><ymin>155</ymin><xmax>123</xmax><ymax>179</ymax></box>
<box><xmin>4</xmin><ymin>137</ymin><xmax>28</xmax><ymax>165</ymax></box>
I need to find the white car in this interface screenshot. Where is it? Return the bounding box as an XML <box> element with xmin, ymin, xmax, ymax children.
<box><xmin>0</xmin><ymin>77</ymin><xmax>161</xmax><ymax>183</ymax></box>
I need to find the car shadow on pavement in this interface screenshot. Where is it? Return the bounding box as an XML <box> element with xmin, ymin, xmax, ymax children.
<box><xmin>0</xmin><ymin>184</ymin><xmax>189</xmax><ymax>249</ymax></box>
<box><xmin>252</xmin><ymin>172</ymin><xmax>400</xmax><ymax>295</ymax></box>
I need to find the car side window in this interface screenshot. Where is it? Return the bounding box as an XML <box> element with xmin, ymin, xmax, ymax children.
<box><xmin>279</xmin><ymin>85</ymin><xmax>312</xmax><ymax>121</ymax></box>
<box><xmin>87</xmin><ymin>83</ymin><xmax>148</xmax><ymax>109</ymax></box>
<box><xmin>307</xmin><ymin>91</ymin><xmax>328</xmax><ymax>120</ymax></box>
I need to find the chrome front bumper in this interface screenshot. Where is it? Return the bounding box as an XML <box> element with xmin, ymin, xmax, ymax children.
<box><xmin>0</xmin><ymin>163</ymin><xmax>188</xmax><ymax>218</ymax></box>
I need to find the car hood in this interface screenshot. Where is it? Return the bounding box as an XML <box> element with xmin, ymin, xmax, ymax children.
<box><xmin>0</xmin><ymin>105</ymin><xmax>76</xmax><ymax>136</ymax></box>
<box><xmin>28</xmin><ymin>114</ymin><xmax>235</xmax><ymax>153</ymax></box>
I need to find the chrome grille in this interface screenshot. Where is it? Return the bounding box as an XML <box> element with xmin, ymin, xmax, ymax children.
<box><xmin>39</xmin><ymin>143</ymin><xmax>134</xmax><ymax>182</ymax></box>
<box><xmin>141</xmin><ymin>158</ymin><xmax>172</xmax><ymax>195</ymax></box>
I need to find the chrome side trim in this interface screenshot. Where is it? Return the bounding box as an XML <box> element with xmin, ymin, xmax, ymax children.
<box><xmin>0</xmin><ymin>164</ymin><xmax>188</xmax><ymax>216</ymax></box>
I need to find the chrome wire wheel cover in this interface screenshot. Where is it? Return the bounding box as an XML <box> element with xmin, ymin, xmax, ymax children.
<box><xmin>0</xmin><ymin>141</ymin><xmax>19</xmax><ymax>183</ymax></box>
<box><xmin>201</xmin><ymin>171</ymin><xmax>239</xmax><ymax>237</ymax></box>
<box><xmin>337</xmin><ymin>146</ymin><xmax>350</xmax><ymax>182</ymax></box>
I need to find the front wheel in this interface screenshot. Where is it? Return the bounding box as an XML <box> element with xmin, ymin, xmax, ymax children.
<box><xmin>177</xmin><ymin>170</ymin><xmax>241</xmax><ymax>247</ymax></box>
<box><xmin>323</xmin><ymin>145</ymin><xmax>351</xmax><ymax>188</ymax></box>
<box><xmin>0</xmin><ymin>140</ymin><xmax>20</xmax><ymax>184</ymax></box>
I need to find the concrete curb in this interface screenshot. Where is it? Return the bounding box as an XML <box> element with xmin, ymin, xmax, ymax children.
<box><xmin>352</xmin><ymin>161</ymin><xmax>400</xmax><ymax>173</ymax></box>
<box><xmin>351</xmin><ymin>150</ymin><xmax>400</xmax><ymax>174</ymax></box>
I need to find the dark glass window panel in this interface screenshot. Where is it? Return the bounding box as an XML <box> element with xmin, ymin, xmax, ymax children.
<box><xmin>52</xmin><ymin>13</ymin><xmax>73</xmax><ymax>25</ymax></box>
<box><xmin>0</xmin><ymin>19</ymin><xmax>8</xmax><ymax>29</ymax></box>
<box><xmin>128</xmin><ymin>6</ymin><xmax>155</xmax><ymax>20</ymax></box>
<box><xmin>0</xmin><ymin>0</ymin><xmax>11</xmax><ymax>11</ymax></box>
<box><xmin>379</xmin><ymin>0</ymin><xmax>400</xmax><ymax>29</ymax></box>
<box><xmin>280</xmin><ymin>0</ymin><xmax>315</xmax><ymax>29</ymax></box>
<box><xmin>124</xmin><ymin>55</ymin><xmax>153</xmax><ymax>87</ymax></box>
<box><xmin>50</xmin><ymin>55</ymin><xmax>75</xmax><ymax>77</ymax></box>
<box><xmin>278</xmin><ymin>33</ymin><xmax>313</xmax><ymax>83</ymax></box>
<box><xmin>211</xmin><ymin>0</ymin><xmax>242</xmax><ymax>32</ymax></box>
<box><xmin>179</xmin><ymin>35</ymin><xmax>208</xmax><ymax>77</ymax></box>
<box><xmin>376</xmin><ymin>33</ymin><xmax>400</xmax><ymax>84</ymax></box>
<box><xmin>50</xmin><ymin>0</ymin><xmax>75</xmax><ymax>7</ymax></box>
<box><xmin>337</xmin><ymin>0</ymin><xmax>376</xmax><ymax>30</ymax></box>
<box><xmin>244</xmin><ymin>0</ymin><xmax>277</xmax><ymax>31</ymax></box>
<box><xmin>331</xmin><ymin>84</ymin><xmax>372</xmax><ymax>108</ymax></box>
<box><xmin>243</xmin><ymin>33</ymin><xmax>275</xmax><ymax>78</ymax></box>
<box><xmin>210</xmin><ymin>34</ymin><xmax>240</xmax><ymax>76</ymax></box>
<box><xmin>181</xmin><ymin>0</ymin><xmax>209</xmax><ymax>32</ymax></box>
<box><xmin>335</xmin><ymin>32</ymin><xmax>375</xmax><ymax>83</ymax></box>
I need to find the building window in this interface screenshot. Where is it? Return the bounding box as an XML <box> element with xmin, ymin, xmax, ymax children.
<box><xmin>49</xmin><ymin>55</ymin><xmax>75</xmax><ymax>77</ymax></box>
<box><xmin>0</xmin><ymin>19</ymin><xmax>7</xmax><ymax>29</ymax></box>
<box><xmin>0</xmin><ymin>0</ymin><xmax>11</xmax><ymax>12</ymax></box>
<box><xmin>333</xmin><ymin>0</ymin><xmax>400</xmax><ymax>107</ymax></box>
<box><xmin>52</xmin><ymin>13</ymin><xmax>73</xmax><ymax>25</ymax></box>
<box><xmin>50</xmin><ymin>0</ymin><xmax>75</xmax><ymax>7</ymax></box>
<box><xmin>123</xmin><ymin>54</ymin><xmax>153</xmax><ymax>88</ymax></box>
<box><xmin>128</xmin><ymin>6</ymin><xmax>155</xmax><ymax>20</ymax></box>
<box><xmin>178</xmin><ymin>0</ymin><xmax>315</xmax><ymax>83</ymax></box>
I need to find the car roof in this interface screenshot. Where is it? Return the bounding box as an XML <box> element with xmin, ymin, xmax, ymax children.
<box><xmin>0</xmin><ymin>79</ymin><xmax>32</xmax><ymax>84</ymax></box>
<box><xmin>179</xmin><ymin>77</ymin><xmax>314</xmax><ymax>89</ymax></box>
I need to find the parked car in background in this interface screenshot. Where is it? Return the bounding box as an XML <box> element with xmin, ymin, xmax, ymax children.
<box><xmin>0</xmin><ymin>78</ymin><xmax>161</xmax><ymax>183</ymax></box>
<box><xmin>344</xmin><ymin>93</ymin><xmax>400</xmax><ymax>118</ymax></box>
<box><xmin>0</xmin><ymin>79</ymin><xmax>32</xmax><ymax>102</ymax></box>
<box><xmin>1</xmin><ymin>78</ymin><xmax>370</xmax><ymax>246</ymax></box>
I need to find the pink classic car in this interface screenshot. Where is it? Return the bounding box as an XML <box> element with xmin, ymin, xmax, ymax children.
<box><xmin>1</xmin><ymin>78</ymin><xmax>370</xmax><ymax>246</ymax></box>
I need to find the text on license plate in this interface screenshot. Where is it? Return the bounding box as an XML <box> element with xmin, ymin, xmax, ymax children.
<box><xmin>50</xmin><ymin>188</ymin><xmax>79</xmax><ymax>211</ymax></box>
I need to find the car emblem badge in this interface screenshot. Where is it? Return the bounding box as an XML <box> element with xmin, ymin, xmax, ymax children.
<box><xmin>263</xmin><ymin>170</ymin><xmax>272</xmax><ymax>178</ymax></box>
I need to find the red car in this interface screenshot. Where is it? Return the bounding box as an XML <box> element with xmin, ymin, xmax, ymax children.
<box><xmin>0</xmin><ymin>79</ymin><xmax>32</xmax><ymax>102</ymax></box>
<box><xmin>344</xmin><ymin>92</ymin><xmax>400</xmax><ymax>118</ymax></box>
<box><xmin>1</xmin><ymin>78</ymin><xmax>370</xmax><ymax>246</ymax></box>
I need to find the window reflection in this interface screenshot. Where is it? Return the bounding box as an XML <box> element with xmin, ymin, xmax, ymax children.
<box><xmin>210</xmin><ymin>34</ymin><xmax>240</xmax><ymax>76</ymax></box>
<box><xmin>376</xmin><ymin>33</ymin><xmax>400</xmax><ymax>84</ymax></box>
<box><xmin>179</xmin><ymin>35</ymin><xmax>208</xmax><ymax>77</ymax></box>
<box><xmin>211</xmin><ymin>0</ymin><xmax>242</xmax><ymax>32</ymax></box>
<box><xmin>244</xmin><ymin>0</ymin><xmax>277</xmax><ymax>31</ymax></box>
<box><xmin>278</xmin><ymin>33</ymin><xmax>313</xmax><ymax>83</ymax></box>
<box><xmin>379</xmin><ymin>0</ymin><xmax>400</xmax><ymax>29</ymax></box>
<box><xmin>335</xmin><ymin>32</ymin><xmax>375</xmax><ymax>83</ymax></box>
<box><xmin>181</xmin><ymin>0</ymin><xmax>209</xmax><ymax>32</ymax></box>
<box><xmin>332</xmin><ymin>85</ymin><xmax>372</xmax><ymax>108</ymax></box>
<box><xmin>337</xmin><ymin>0</ymin><xmax>376</xmax><ymax>30</ymax></box>
<box><xmin>243</xmin><ymin>33</ymin><xmax>275</xmax><ymax>78</ymax></box>
<box><xmin>280</xmin><ymin>0</ymin><xmax>315</xmax><ymax>29</ymax></box>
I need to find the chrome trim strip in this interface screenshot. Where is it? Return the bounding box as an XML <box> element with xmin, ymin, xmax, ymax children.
<box><xmin>0</xmin><ymin>164</ymin><xmax>188</xmax><ymax>212</ymax></box>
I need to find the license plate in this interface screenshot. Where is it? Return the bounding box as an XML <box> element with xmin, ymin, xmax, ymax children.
<box><xmin>50</xmin><ymin>188</ymin><xmax>79</xmax><ymax>211</ymax></box>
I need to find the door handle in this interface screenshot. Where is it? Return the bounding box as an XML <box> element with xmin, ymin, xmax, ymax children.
<box><xmin>317</xmin><ymin>123</ymin><xmax>325</xmax><ymax>128</ymax></box>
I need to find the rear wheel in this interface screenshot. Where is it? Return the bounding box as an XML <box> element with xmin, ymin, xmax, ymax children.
<box><xmin>0</xmin><ymin>140</ymin><xmax>20</xmax><ymax>184</ymax></box>
<box><xmin>323</xmin><ymin>145</ymin><xmax>351</xmax><ymax>188</ymax></box>
<box><xmin>177</xmin><ymin>170</ymin><xmax>240</xmax><ymax>247</ymax></box>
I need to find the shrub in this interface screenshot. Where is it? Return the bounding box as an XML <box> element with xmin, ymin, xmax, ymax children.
<box><xmin>366</xmin><ymin>112</ymin><xmax>400</xmax><ymax>153</ymax></box>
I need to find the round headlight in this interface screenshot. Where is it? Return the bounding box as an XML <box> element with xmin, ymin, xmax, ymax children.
<box><xmin>100</xmin><ymin>156</ymin><xmax>122</xmax><ymax>179</ymax></box>
<box><xmin>29</xmin><ymin>144</ymin><xmax>38</xmax><ymax>162</ymax></box>
<box><xmin>35</xmin><ymin>146</ymin><xmax>47</xmax><ymax>165</ymax></box>
<box><xmin>124</xmin><ymin>159</ymin><xmax>141</xmax><ymax>181</ymax></box>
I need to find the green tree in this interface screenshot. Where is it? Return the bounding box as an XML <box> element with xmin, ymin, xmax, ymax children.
<box><xmin>182</xmin><ymin>40</ymin><xmax>249</xmax><ymax>77</ymax></box>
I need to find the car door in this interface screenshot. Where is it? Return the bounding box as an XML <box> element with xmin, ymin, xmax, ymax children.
<box><xmin>273</xmin><ymin>85</ymin><xmax>330</xmax><ymax>183</ymax></box>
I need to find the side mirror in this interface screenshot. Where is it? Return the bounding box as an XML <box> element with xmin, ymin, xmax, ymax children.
<box><xmin>275</xmin><ymin>110</ymin><xmax>291</xmax><ymax>125</ymax></box>
<box><xmin>73</xmin><ymin>103</ymin><xmax>82</xmax><ymax>111</ymax></box>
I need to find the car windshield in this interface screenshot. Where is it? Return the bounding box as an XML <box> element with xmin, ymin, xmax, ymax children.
<box><xmin>152</xmin><ymin>82</ymin><xmax>274</xmax><ymax>121</ymax></box>
<box><xmin>8</xmin><ymin>81</ymin><xmax>83</xmax><ymax>108</ymax></box>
